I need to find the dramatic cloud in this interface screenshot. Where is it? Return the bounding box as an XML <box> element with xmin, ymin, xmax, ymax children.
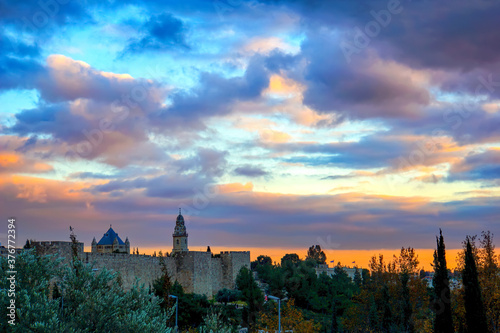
<box><xmin>1</xmin><ymin>0</ymin><xmax>499</xmax><ymax>262</ymax></box>
<box><xmin>449</xmin><ymin>149</ymin><xmax>500</xmax><ymax>182</ymax></box>
<box><xmin>301</xmin><ymin>32</ymin><xmax>431</xmax><ymax>120</ymax></box>
<box><xmin>233</xmin><ymin>165</ymin><xmax>269</xmax><ymax>177</ymax></box>
<box><xmin>124</xmin><ymin>13</ymin><xmax>189</xmax><ymax>53</ymax></box>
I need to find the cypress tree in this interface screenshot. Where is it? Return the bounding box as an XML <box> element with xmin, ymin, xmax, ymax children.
<box><xmin>463</xmin><ymin>237</ymin><xmax>488</xmax><ymax>333</ymax></box>
<box><xmin>331</xmin><ymin>298</ymin><xmax>338</xmax><ymax>333</ymax></box>
<box><xmin>432</xmin><ymin>229</ymin><xmax>454</xmax><ymax>333</ymax></box>
<box><xmin>23</xmin><ymin>239</ymin><xmax>32</xmax><ymax>249</ymax></box>
<box><xmin>354</xmin><ymin>267</ymin><xmax>362</xmax><ymax>289</ymax></box>
<box><xmin>401</xmin><ymin>271</ymin><xmax>414</xmax><ymax>333</ymax></box>
<box><xmin>236</xmin><ymin>267</ymin><xmax>263</xmax><ymax>329</ymax></box>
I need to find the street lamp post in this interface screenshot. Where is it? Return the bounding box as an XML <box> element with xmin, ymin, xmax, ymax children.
<box><xmin>169</xmin><ymin>295</ymin><xmax>178</xmax><ymax>332</ymax></box>
<box><xmin>267</xmin><ymin>295</ymin><xmax>281</xmax><ymax>333</ymax></box>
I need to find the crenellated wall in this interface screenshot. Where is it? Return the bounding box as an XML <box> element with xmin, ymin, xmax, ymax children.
<box><xmin>32</xmin><ymin>241</ymin><xmax>84</xmax><ymax>262</ymax></box>
<box><xmin>83</xmin><ymin>251</ymin><xmax>249</xmax><ymax>297</ymax></box>
<box><xmin>21</xmin><ymin>241</ymin><xmax>250</xmax><ymax>297</ymax></box>
<box><xmin>84</xmin><ymin>252</ymin><xmax>163</xmax><ymax>290</ymax></box>
<box><xmin>24</xmin><ymin>243</ymin><xmax>247</xmax><ymax>297</ymax></box>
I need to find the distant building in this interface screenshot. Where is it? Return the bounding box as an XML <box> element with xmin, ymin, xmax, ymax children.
<box><xmin>91</xmin><ymin>226</ymin><xmax>130</xmax><ymax>254</ymax></box>
<box><xmin>423</xmin><ymin>272</ymin><xmax>434</xmax><ymax>287</ymax></box>
<box><xmin>315</xmin><ymin>264</ymin><xmax>362</xmax><ymax>280</ymax></box>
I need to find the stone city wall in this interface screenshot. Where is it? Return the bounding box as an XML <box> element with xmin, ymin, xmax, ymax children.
<box><xmin>3</xmin><ymin>242</ymin><xmax>250</xmax><ymax>298</ymax></box>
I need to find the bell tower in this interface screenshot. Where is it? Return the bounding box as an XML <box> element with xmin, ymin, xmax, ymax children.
<box><xmin>172</xmin><ymin>208</ymin><xmax>188</xmax><ymax>253</ymax></box>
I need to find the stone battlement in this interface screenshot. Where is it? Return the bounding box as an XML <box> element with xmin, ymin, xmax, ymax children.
<box><xmin>24</xmin><ymin>243</ymin><xmax>250</xmax><ymax>297</ymax></box>
<box><xmin>84</xmin><ymin>250</ymin><xmax>250</xmax><ymax>297</ymax></box>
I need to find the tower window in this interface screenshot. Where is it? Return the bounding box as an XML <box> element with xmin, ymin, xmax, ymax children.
<box><xmin>185</xmin><ymin>240</ymin><xmax>187</xmax><ymax>244</ymax></box>
<box><xmin>177</xmin><ymin>239</ymin><xmax>179</xmax><ymax>244</ymax></box>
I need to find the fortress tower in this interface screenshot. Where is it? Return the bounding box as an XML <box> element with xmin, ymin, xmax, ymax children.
<box><xmin>172</xmin><ymin>208</ymin><xmax>188</xmax><ymax>253</ymax></box>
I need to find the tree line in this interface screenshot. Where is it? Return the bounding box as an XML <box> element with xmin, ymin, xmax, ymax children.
<box><xmin>1</xmin><ymin>229</ymin><xmax>498</xmax><ymax>332</ymax></box>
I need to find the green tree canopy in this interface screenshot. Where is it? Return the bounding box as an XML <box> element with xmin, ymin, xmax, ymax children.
<box><xmin>281</xmin><ymin>253</ymin><xmax>301</xmax><ymax>267</ymax></box>
<box><xmin>0</xmin><ymin>249</ymin><xmax>172</xmax><ymax>332</ymax></box>
<box><xmin>215</xmin><ymin>288</ymin><xmax>241</xmax><ymax>305</ymax></box>
<box><xmin>236</xmin><ymin>266</ymin><xmax>263</xmax><ymax>329</ymax></box>
<box><xmin>306</xmin><ymin>245</ymin><xmax>327</xmax><ymax>265</ymax></box>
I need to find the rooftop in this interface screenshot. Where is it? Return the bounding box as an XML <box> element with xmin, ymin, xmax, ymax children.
<box><xmin>97</xmin><ymin>226</ymin><xmax>125</xmax><ymax>246</ymax></box>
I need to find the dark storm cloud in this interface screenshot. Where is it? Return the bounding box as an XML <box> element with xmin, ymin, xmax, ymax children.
<box><xmin>11</xmin><ymin>102</ymin><xmax>91</xmax><ymax>142</ymax></box>
<box><xmin>254</xmin><ymin>0</ymin><xmax>500</xmax><ymax>125</ymax></box>
<box><xmin>182</xmin><ymin>192</ymin><xmax>500</xmax><ymax>250</ymax></box>
<box><xmin>0</xmin><ymin>32</ymin><xmax>45</xmax><ymax>91</ymax></box>
<box><xmin>389</xmin><ymin>105</ymin><xmax>500</xmax><ymax>147</ymax></box>
<box><xmin>173</xmin><ymin>148</ymin><xmax>228</xmax><ymax>178</ymax></box>
<box><xmin>448</xmin><ymin>149</ymin><xmax>500</xmax><ymax>182</ymax></box>
<box><xmin>89</xmin><ymin>173</ymin><xmax>211</xmax><ymax>199</ymax></box>
<box><xmin>0</xmin><ymin>0</ymin><xmax>90</xmax><ymax>29</ymax></box>
<box><xmin>151</xmin><ymin>54</ymin><xmax>270</xmax><ymax>125</ymax></box>
<box><xmin>258</xmin><ymin>0</ymin><xmax>500</xmax><ymax>71</ymax></box>
<box><xmin>0</xmin><ymin>32</ymin><xmax>40</xmax><ymax>57</ymax></box>
<box><xmin>233</xmin><ymin>165</ymin><xmax>269</xmax><ymax>177</ymax></box>
<box><xmin>14</xmin><ymin>135</ymin><xmax>38</xmax><ymax>153</ymax></box>
<box><xmin>263</xmin><ymin>50</ymin><xmax>300</xmax><ymax>73</ymax></box>
<box><xmin>70</xmin><ymin>172</ymin><xmax>116</xmax><ymax>179</ymax></box>
<box><xmin>299</xmin><ymin>31</ymin><xmax>430</xmax><ymax>119</ymax></box>
<box><xmin>0</xmin><ymin>58</ymin><xmax>43</xmax><ymax>91</ymax></box>
<box><xmin>375</xmin><ymin>2</ymin><xmax>500</xmax><ymax>71</ymax></box>
<box><xmin>124</xmin><ymin>13</ymin><xmax>189</xmax><ymax>53</ymax></box>
<box><xmin>264</xmin><ymin>135</ymin><xmax>408</xmax><ymax>169</ymax></box>
<box><xmin>321</xmin><ymin>174</ymin><xmax>356</xmax><ymax>180</ymax></box>
<box><xmin>437</xmin><ymin>71</ymin><xmax>500</xmax><ymax>103</ymax></box>
<box><xmin>8</xmin><ymin>98</ymin><xmax>173</xmax><ymax>168</ymax></box>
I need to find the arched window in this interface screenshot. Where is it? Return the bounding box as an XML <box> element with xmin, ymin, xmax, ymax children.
<box><xmin>185</xmin><ymin>239</ymin><xmax>187</xmax><ymax>244</ymax></box>
<box><xmin>177</xmin><ymin>239</ymin><xmax>179</xmax><ymax>245</ymax></box>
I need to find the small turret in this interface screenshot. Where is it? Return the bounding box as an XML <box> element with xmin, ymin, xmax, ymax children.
<box><xmin>91</xmin><ymin>237</ymin><xmax>97</xmax><ymax>253</ymax></box>
<box><xmin>125</xmin><ymin>237</ymin><xmax>130</xmax><ymax>254</ymax></box>
<box><xmin>112</xmin><ymin>236</ymin><xmax>119</xmax><ymax>252</ymax></box>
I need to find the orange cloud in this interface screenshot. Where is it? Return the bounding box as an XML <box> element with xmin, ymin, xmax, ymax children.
<box><xmin>217</xmin><ymin>182</ymin><xmax>254</xmax><ymax>193</ymax></box>
<box><xmin>47</xmin><ymin>54</ymin><xmax>134</xmax><ymax>82</ymax></box>
<box><xmin>266</xmin><ymin>74</ymin><xmax>302</xmax><ymax>95</ymax></box>
<box><xmin>0</xmin><ymin>152</ymin><xmax>53</xmax><ymax>174</ymax></box>
<box><xmin>0</xmin><ymin>153</ymin><xmax>20</xmax><ymax>166</ymax></box>
<box><xmin>259</xmin><ymin>129</ymin><xmax>292</xmax><ymax>143</ymax></box>
<box><xmin>4</xmin><ymin>174</ymin><xmax>103</xmax><ymax>203</ymax></box>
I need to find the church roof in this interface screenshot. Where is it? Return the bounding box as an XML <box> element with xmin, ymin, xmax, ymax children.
<box><xmin>97</xmin><ymin>227</ymin><xmax>125</xmax><ymax>245</ymax></box>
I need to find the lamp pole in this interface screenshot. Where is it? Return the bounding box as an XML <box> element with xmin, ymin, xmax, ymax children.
<box><xmin>169</xmin><ymin>295</ymin><xmax>178</xmax><ymax>331</ymax></box>
<box><xmin>267</xmin><ymin>295</ymin><xmax>281</xmax><ymax>333</ymax></box>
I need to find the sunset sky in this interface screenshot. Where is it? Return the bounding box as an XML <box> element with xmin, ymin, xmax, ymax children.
<box><xmin>1</xmin><ymin>0</ymin><xmax>499</xmax><ymax>269</ymax></box>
